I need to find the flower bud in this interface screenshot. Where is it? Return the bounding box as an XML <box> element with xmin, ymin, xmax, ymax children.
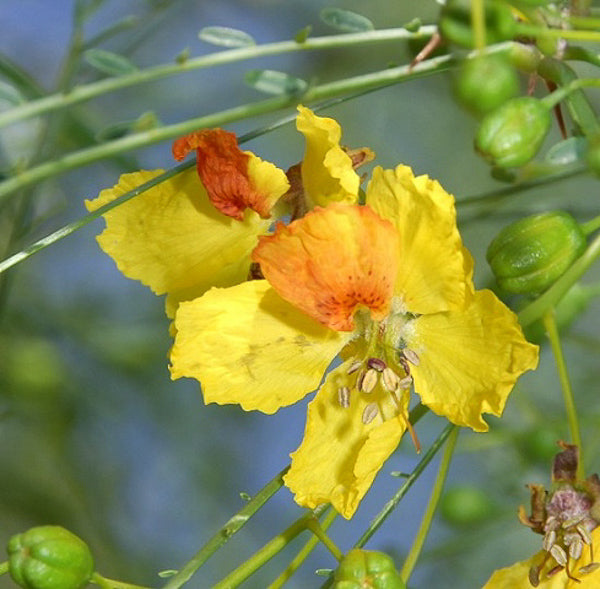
<box><xmin>486</xmin><ymin>211</ymin><xmax>586</xmax><ymax>294</ymax></box>
<box><xmin>453</xmin><ymin>54</ymin><xmax>519</xmax><ymax>116</ymax></box>
<box><xmin>439</xmin><ymin>0</ymin><xmax>515</xmax><ymax>49</ymax></box>
<box><xmin>475</xmin><ymin>97</ymin><xmax>551</xmax><ymax>167</ymax></box>
<box><xmin>333</xmin><ymin>549</ymin><xmax>405</xmax><ymax>589</ymax></box>
<box><xmin>8</xmin><ymin>526</ymin><xmax>94</xmax><ymax>589</ymax></box>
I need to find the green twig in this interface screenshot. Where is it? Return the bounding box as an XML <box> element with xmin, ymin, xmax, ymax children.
<box><xmin>268</xmin><ymin>509</ymin><xmax>338</xmax><ymax>589</ymax></box>
<box><xmin>400</xmin><ymin>426</ymin><xmax>458</xmax><ymax>584</ymax></box>
<box><xmin>162</xmin><ymin>465</ymin><xmax>289</xmax><ymax>589</ymax></box>
<box><xmin>542</xmin><ymin>311</ymin><xmax>584</xmax><ymax>478</ymax></box>
<box><xmin>471</xmin><ymin>0</ymin><xmax>486</xmax><ymax>51</ymax></box>
<box><xmin>0</xmin><ymin>52</ymin><xmax>453</xmax><ymax>204</ymax></box>
<box><xmin>518</xmin><ymin>230</ymin><xmax>600</xmax><ymax>327</ymax></box>
<box><xmin>305</xmin><ymin>515</ymin><xmax>344</xmax><ymax>562</ymax></box>
<box><xmin>581</xmin><ymin>214</ymin><xmax>600</xmax><ymax>236</ymax></box>
<box><xmin>212</xmin><ymin>506</ymin><xmax>327</xmax><ymax>589</ymax></box>
<box><xmin>91</xmin><ymin>572</ymin><xmax>152</xmax><ymax>589</ymax></box>
<box><xmin>0</xmin><ymin>27</ymin><xmax>436</xmax><ymax>130</ymax></box>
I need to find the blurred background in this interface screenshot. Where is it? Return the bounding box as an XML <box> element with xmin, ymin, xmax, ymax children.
<box><xmin>1</xmin><ymin>1</ymin><xmax>600</xmax><ymax>587</ymax></box>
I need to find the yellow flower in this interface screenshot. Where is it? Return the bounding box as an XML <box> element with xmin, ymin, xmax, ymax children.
<box><xmin>170</xmin><ymin>164</ymin><xmax>539</xmax><ymax>518</ymax></box>
<box><xmin>483</xmin><ymin>526</ymin><xmax>600</xmax><ymax>588</ymax></box>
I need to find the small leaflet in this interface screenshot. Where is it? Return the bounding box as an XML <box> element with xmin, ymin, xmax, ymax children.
<box><xmin>319</xmin><ymin>8</ymin><xmax>374</xmax><ymax>33</ymax></box>
<box><xmin>198</xmin><ymin>26</ymin><xmax>256</xmax><ymax>48</ymax></box>
<box><xmin>245</xmin><ymin>69</ymin><xmax>307</xmax><ymax>96</ymax></box>
<box><xmin>294</xmin><ymin>25</ymin><xmax>312</xmax><ymax>43</ymax></box>
<box><xmin>84</xmin><ymin>49</ymin><xmax>138</xmax><ymax>76</ymax></box>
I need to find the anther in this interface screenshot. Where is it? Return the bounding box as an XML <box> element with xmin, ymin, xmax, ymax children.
<box><xmin>362</xmin><ymin>402</ymin><xmax>379</xmax><ymax>425</ymax></box>
<box><xmin>398</xmin><ymin>375</ymin><xmax>413</xmax><ymax>390</ymax></box>
<box><xmin>550</xmin><ymin>544</ymin><xmax>568</xmax><ymax>567</ymax></box>
<box><xmin>577</xmin><ymin>523</ymin><xmax>592</xmax><ymax>545</ymax></box>
<box><xmin>338</xmin><ymin>386</ymin><xmax>351</xmax><ymax>408</ymax></box>
<box><xmin>367</xmin><ymin>357</ymin><xmax>386</xmax><ymax>372</ymax></box>
<box><xmin>360</xmin><ymin>369</ymin><xmax>378</xmax><ymax>393</ymax></box>
<box><xmin>569</xmin><ymin>537</ymin><xmax>583</xmax><ymax>560</ymax></box>
<box><xmin>347</xmin><ymin>360</ymin><xmax>363</xmax><ymax>375</ymax></box>
<box><xmin>543</xmin><ymin>530</ymin><xmax>556</xmax><ymax>552</ymax></box>
<box><xmin>403</xmin><ymin>348</ymin><xmax>420</xmax><ymax>366</ymax></box>
<box><xmin>398</xmin><ymin>355</ymin><xmax>410</xmax><ymax>376</ymax></box>
<box><xmin>381</xmin><ymin>367</ymin><xmax>400</xmax><ymax>392</ymax></box>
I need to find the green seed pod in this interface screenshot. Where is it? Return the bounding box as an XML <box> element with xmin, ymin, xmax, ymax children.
<box><xmin>486</xmin><ymin>211</ymin><xmax>587</xmax><ymax>294</ymax></box>
<box><xmin>440</xmin><ymin>486</ymin><xmax>495</xmax><ymax>527</ymax></box>
<box><xmin>453</xmin><ymin>54</ymin><xmax>519</xmax><ymax>116</ymax></box>
<box><xmin>439</xmin><ymin>0</ymin><xmax>516</xmax><ymax>48</ymax></box>
<box><xmin>474</xmin><ymin>96</ymin><xmax>551</xmax><ymax>167</ymax></box>
<box><xmin>8</xmin><ymin>526</ymin><xmax>94</xmax><ymax>589</ymax></box>
<box><xmin>333</xmin><ymin>549</ymin><xmax>405</xmax><ymax>589</ymax></box>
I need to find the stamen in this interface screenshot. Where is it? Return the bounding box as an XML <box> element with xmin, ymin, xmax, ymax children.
<box><xmin>367</xmin><ymin>357</ymin><xmax>386</xmax><ymax>372</ymax></box>
<box><xmin>577</xmin><ymin>523</ymin><xmax>592</xmax><ymax>545</ymax></box>
<box><xmin>381</xmin><ymin>367</ymin><xmax>400</xmax><ymax>392</ymax></box>
<box><xmin>579</xmin><ymin>563</ymin><xmax>600</xmax><ymax>574</ymax></box>
<box><xmin>569</xmin><ymin>537</ymin><xmax>583</xmax><ymax>560</ymax></box>
<box><xmin>398</xmin><ymin>355</ymin><xmax>410</xmax><ymax>376</ymax></box>
<box><xmin>360</xmin><ymin>369</ymin><xmax>378</xmax><ymax>394</ymax></box>
<box><xmin>347</xmin><ymin>360</ymin><xmax>363</xmax><ymax>375</ymax></box>
<box><xmin>398</xmin><ymin>375</ymin><xmax>413</xmax><ymax>390</ymax></box>
<box><xmin>403</xmin><ymin>348</ymin><xmax>420</xmax><ymax>366</ymax></box>
<box><xmin>543</xmin><ymin>530</ymin><xmax>556</xmax><ymax>552</ymax></box>
<box><xmin>550</xmin><ymin>544</ymin><xmax>568</xmax><ymax>567</ymax></box>
<box><xmin>338</xmin><ymin>386</ymin><xmax>351</xmax><ymax>408</ymax></box>
<box><xmin>362</xmin><ymin>402</ymin><xmax>379</xmax><ymax>425</ymax></box>
<box><xmin>399</xmin><ymin>410</ymin><xmax>421</xmax><ymax>454</ymax></box>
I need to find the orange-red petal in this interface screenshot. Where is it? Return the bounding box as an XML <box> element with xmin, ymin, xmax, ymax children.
<box><xmin>172</xmin><ymin>128</ymin><xmax>282</xmax><ymax>220</ymax></box>
<box><xmin>252</xmin><ymin>204</ymin><xmax>399</xmax><ymax>331</ymax></box>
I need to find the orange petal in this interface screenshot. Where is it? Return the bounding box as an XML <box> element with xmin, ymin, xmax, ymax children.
<box><xmin>172</xmin><ymin>129</ymin><xmax>282</xmax><ymax>220</ymax></box>
<box><xmin>252</xmin><ymin>204</ymin><xmax>399</xmax><ymax>331</ymax></box>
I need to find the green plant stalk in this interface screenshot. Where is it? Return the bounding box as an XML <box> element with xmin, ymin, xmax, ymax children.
<box><xmin>353</xmin><ymin>422</ymin><xmax>455</xmax><ymax>550</ymax></box>
<box><xmin>516</xmin><ymin>23</ymin><xmax>600</xmax><ymax>42</ymax></box>
<box><xmin>0</xmin><ymin>26</ymin><xmax>436</xmax><ymax>130</ymax></box>
<box><xmin>212</xmin><ymin>506</ymin><xmax>327</xmax><ymax>589</ymax></box>
<box><xmin>305</xmin><ymin>515</ymin><xmax>344</xmax><ymax>562</ymax></box>
<box><xmin>0</xmin><ymin>561</ymin><xmax>8</xmax><ymax>575</ymax></box>
<box><xmin>162</xmin><ymin>465</ymin><xmax>289</xmax><ymax>589</ymax></box>
<box><xmin>542</xmin><ymin>311</ymin><xmax>584</xmax><ymax>479</ymax></box>
<box><xmin>581</xmin><ymin>214</ymin><xmax>600</xmax><ymax>236</ymax></box>
<box><xmin>471</xmin><ymin>0</ymin><xmax>486</xmax><ymax>51</ymax></box>
<box><xmin>541</xmin><ymin>77</ymin><xmax>600</xmax><ymax>111</ymax></box>
<box><xmin>0</xmin><ymin>52</ymin><xmax>454</xmax><ymax>204</ymax></box>
<box><xmin>91</xmin><ymin>572</ymin><xmax>152</xmax><ymax>589</ymax></box>
<box><xmin>268</xmin><ymin>509</ymin><xmax>338</xmax><ymax>589</ymax></box>
<box><xmin>400</xmin><ymin>426</ymin><xmax>458</xmax><ymax>584</ymax></box>
<box><xmin>518</xmin><ymin>230</ymin><xmax>600</xmax><ymax>327</ymax></box>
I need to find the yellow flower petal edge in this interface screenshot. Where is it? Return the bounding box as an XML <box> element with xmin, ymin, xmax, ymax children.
<box><xmin>483</xmin><ymin>526</ymin><xmax>600</xmax><ymax>588</ymax></box>
<box><xmin>408</xmin><ymin>289</ymin><xmax>539</xmax><ymax>432</ymax></box>
<box><xmin>170</xmin><ymin>280</ymin><xmax>350</xmax><ymax>414</ymax></box>
<box><xmin>253</xmin><ymin>204</ymin><xmax>399</xmax><ymax>331</ymax></box>
<box><xmin>284</xmin><ymin>361</ymin><xmax>407</xmax><ymax>519</ymax></box>
<box><xmin>296</xmin><ymin>105</ymin><xmax>360</xmax><ymax>207</ymax></box>
<box><xmin>366</xmin><ymin>165</ymin><xmax>470</xmax><ymax>315</ymax></box>
<box><xmin>86</xmin><ymin>168</ymin><xmax>270</xmax><ymax>298</ymax></box>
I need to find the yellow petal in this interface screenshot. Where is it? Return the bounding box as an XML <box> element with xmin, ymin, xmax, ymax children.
<box><xmin>253</xmin><ymin>204</ymin><xmax>399</xmax><ymax>331</ymax></box>
<box><xmin>86</xmin><ymin>168</ymin><xmax>270</xmax><ymax>298</ymax></box>
<box><xmin>169</xmin><ymin>280</ymin><xmax>349</xmax><ymax>413</ymax></box>
<box><xmin>366</xmin><ymin>165</ymin><xmax>470</xmax><ymax>314</ymax></box>
<box><xmin>284</xmin><ymin>361</ymin><xmax>407</xmax><ymax>519</ymax></box>
<box><xmin>407</xmin><ymin>289</ymin><xmax>539</xmax><ymax>431</ymax></box>
<box><xmin>296</xmin><ymin>105</ymin><xmax>359</xmax><ymax>207</ymax></box>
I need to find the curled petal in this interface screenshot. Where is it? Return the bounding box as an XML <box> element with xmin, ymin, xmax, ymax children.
<box><xmin>296</xmin><ymin>105</ymin><xmax>360</xmax><ymax>207</ymax></box>
<box><xmin>407</xmin><ymin>289</ymin><xmax>539</xmax><ymax>432</ymax></box>
<box><xmin>366</xmin><ymin>165</ymin><xmax>470</xmax><ymax>314</ymax></box>
<box><xmin>170</xmin><ymin>281</ymin><xmax>349</xmax><ymax>414</ymax></box>
<box><xmin>284</xmin><ymin>362</ymin><xmax>407</xmax><ymax>519</ymax></box>
<box><xmin>253</xmin><ymin>204</ymin><xmax>399</xmax><ymax>331</ymax></box>
<box><xmin>172</xmin><ymin>129</ymin><xmax>288</xmax><ymax>219</ymax></box>
<box><xmin>86</xmin><ymin>168</ymin><xmax>269</xmax><ymax>298</ymax></box>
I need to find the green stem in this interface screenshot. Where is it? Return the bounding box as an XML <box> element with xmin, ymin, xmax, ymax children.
<box><xmin>400</xmin><ymin>426</ymin><xmax>458</xmax><ymax>584</ymax></box>
<box><xmin>162</xmin><ymin>465</ymin><xmax>289</xmax><ymax>589</ymax></box>
<box><xmin>0</xmin><ymin>52</ymin><xmax>453</xmax><ymax>204</ymax></box>
<box><xmin>541</xmin><ymin>77</ymin><xmax>600</xmax><ymax>111</ymax></box>
<box><xmin>91</xmin><ymin>572</ymin><xmax>152</xmax><ymax>589</ymax></box>
<box><xmin>581</xmin><ymin>214</ymin><xmax>600</xmax><ymax>236</ymax></box>
<box><xmin>268</xmin><ymin>509</ymin><xmax>338</xmax><ymax>589</ymax></box>
<box><xmin>212</xmin><ymin>506</ymin><xmax>327</xmax><ymax>589</ymax></box>
<box><xmin>471</xmin><ymin>0</ymin><xmax>486</xmax><ymax>51</ymax></box>
<box><xmin>0</xmin><ymin>561</ymin><xmax>8</xmax><ymax>575</ymax></box>
<box><xmin>353</xmin><ymin>422</ymin><xmax>455</xmax><ymax>550</ymax></box>
<box><xmin>518</xmin><ymin>230</ymin><xmax>600</xmax><ymax>327</ymax></box>
<box><xmin>0</xmin><ymin>27</ymin><xmax>435</xmax><ymax>130</ymax></box>
<box><xmin>305</xmin><ymin>515</ymin><xmax>344</xmax><ymax>562</ymax></box>
<box><xmin>516</xmin><ymin>22</ymin><xmax>600</xmax><ymax>42</ymax></box>
<box><xmin>542</xmin><ymin>311</ymin><xmax>584</xmax><ymax>478</ymax></box>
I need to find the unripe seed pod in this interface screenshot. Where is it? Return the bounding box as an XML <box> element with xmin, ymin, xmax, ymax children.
<box><xmin>439</xmin><ymin>0</ymin><xmax>516</xmax><ymax>49</ymax></box>
<box><xmin>453</xmin><ymin>54</ymin><xmax>519</xmax><ymax>116</ymax></box>
<box><xmin>475</xmin><ymin>96</ymin><xmax>551</xmax><ymax>167</ymax></box>
<box><xmin>8</xmin><ymin>526</ymin><xmax>94</xmax><ymax>589</ymax></box>
<box><xmin>486</xmin><ymin>211</ymin><xmax>586</xmax><ymax>294</ymax></box>
<box><xmin>333</xmin><ymin>549</ymin><xmax>405</xmax><ymax>589</ymax></box>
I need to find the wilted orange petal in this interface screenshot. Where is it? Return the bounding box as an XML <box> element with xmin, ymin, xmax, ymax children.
<box><xmin>172</xmin><ymin>129</ymin><xmax>272</xmax><ymax>220</ymax></box>
<box><xmin>252</xmin><ymin>204</ymin><xmax>399</xmax><ymax>331</ymax></box>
